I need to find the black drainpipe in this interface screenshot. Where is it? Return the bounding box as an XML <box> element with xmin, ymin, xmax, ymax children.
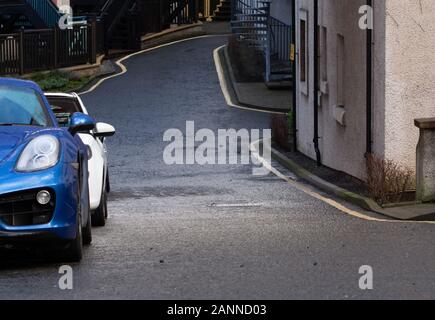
<box><xmin>313</xmin><ymin>0</ymin><xmax>321</xmax><ymax>165</ymax></box>
<box><xmin>292</xmin><ymin>0</ymin><xmax>297</xmax><ymax>150</ymax></box>
<box><xmin>366</xmin><ymin>0</ymin><xmax>373</xmax><ymax>156</ymax></box>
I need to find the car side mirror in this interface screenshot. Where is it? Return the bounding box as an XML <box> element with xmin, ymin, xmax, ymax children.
<box><xmin>69</xmin><ymin>112</ymin><xmax>95</xmax><ymax>135</ymax></box>
<box><xmin>94</xmin><ymin>122</ymin><xmax>116</xmax><ymax>138</ymax></box>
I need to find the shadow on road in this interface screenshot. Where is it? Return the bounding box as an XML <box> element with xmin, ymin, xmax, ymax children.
<box><xmin>0</xmin><ymin>245</ymin><xmax>70</xmax><ymax>270</ymax></box>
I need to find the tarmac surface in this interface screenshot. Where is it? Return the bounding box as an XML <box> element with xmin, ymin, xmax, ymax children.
<box><xmin>1</xmin><ymin>36</ymin><xmax>435</xmax><ymax>300</ymax></box>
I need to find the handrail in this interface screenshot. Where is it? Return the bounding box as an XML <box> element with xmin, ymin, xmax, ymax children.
<box><xmin>100</xmin><ymin>0</ymin><xmax>112</xmax><ymax>13</ymax></box>
<box><xmin>103</xmin><ymin>0</ymin><xmax>136</xmax><ymax>35</ymax></box>
<box><xmin>231</xmin><ymin>0</ymin><xmax>270</xmax><ymax>23</ymax></box>
<box><xmin>269</xmin><ymin>16</ymin><xmax>292</xmax><ymax>62</ymax></box>
<box><xmin>232</xmin><ymin>0</ymin><xmax>286</xmax><ymax>83</ymax></box>
<box><xmin>236</xmin><ymin>0</ymin><xmax>260</xmax><ymax>10</ymax></box>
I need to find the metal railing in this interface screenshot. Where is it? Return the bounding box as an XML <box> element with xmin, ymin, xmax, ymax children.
<box><xmin>269</xmin><ymin>16</ymin><xmax>291</xmax><ymax>62</ymax></box>
<box><xmin>161</xmin><ymin>0</ymin><xmax>198</xmax><ymax>28</ymax></box>
<box><xmin>0</xmin><ymin>23</ymin><xmax>96</xmax><ymax>75</ymax></box>
<box><xmin>231</xmin><ymin>0</ymin><xmax>270</xmax><ymax>81</ymax></box>
<box><xmin>67</xmin><ymin>0</ymin><xmax>199</xmax><ymax>51</ymax></box>
<box><xmin>231</xmin><ymin>0</ymin><xmax>292</xmax><ymax>83</ymax></box>
<box><xmin>231</xmin><ymin>0</ymin><xmax>267</xmax><ymax>20</ymax></box>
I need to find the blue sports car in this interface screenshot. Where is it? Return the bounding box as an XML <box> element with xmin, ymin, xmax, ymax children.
<box><xmin>0</xmin><ymin>78</ymin><xmax>95</xmax><ymax>262</ymax></box>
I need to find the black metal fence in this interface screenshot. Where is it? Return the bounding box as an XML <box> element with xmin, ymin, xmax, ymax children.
<box><xmin>161</xmin><ymin>0</ymin><xmax>199</xmax><ymax>30</ymax></box>
<box><xmin>0</xmin><ymin>23</ymin><xmax>96</xmax><ymax>76</ymax></box>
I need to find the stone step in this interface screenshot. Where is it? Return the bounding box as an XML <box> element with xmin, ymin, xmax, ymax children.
<box><xmin>232</xmin><ymin>26</ymin><xmax>268</xmax><ymax>31</ymax></box>
<box><xmin>212</xmin><ymin>15</ymin><xmax>231</xmax><ymax>21</ymax></box>
<box><xmin>234</xmin><ymin>13</ymin><xmax>268</xmax><ymax>18</ymax></box>
<box><xmin>265</xmin><ymin>79</ymin><xmax>293</xmax><ymax>90</ymax></box>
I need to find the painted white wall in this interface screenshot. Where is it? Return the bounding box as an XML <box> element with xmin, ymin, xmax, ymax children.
<box><xmin>295</xmin><ymin>0</ymin><xmax>435</xmax><ymax>181</ymax></box>
<box><xmin>372</xmin><ymin>0</ymin><xmax>386</xmax><ymax>161</ymax></box>
<box><xmin>317</xmin><ymin>0</ymin><xmax>367</xmax><ymax>180</ymax></box>
<box><xmin>295</xmin><ymin>0</ymin><xmax>316</xmax><ymax>161</ymax></box>
<box><xmin>381</xmin><ymin>0</ymin><xmax>435</xmax><ymax>171</ymax></box>
<box><xmin>295</xmin><ymin>0</ymin><xmax>367</xmax><ymax>180</ymax></box>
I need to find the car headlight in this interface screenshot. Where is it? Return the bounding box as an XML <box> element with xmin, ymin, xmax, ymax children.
<box><xmin>16</xmin><ymin>135</ymin><xmax>60</xmax><ymax>172</ymax></box>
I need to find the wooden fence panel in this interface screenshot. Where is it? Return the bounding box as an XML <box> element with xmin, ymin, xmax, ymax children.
<box><xmin>0</xmin><ymin>24</ymin><xmax>95</xmax><ymax>76</ymax></box>
<box><xmin>0</xmin><ymin>34</ymin><xmax>20</xmax><ymax>75</ymax></box>
<box><xmin>22</xmin><ymin>29</ymin><xmax>54</xmax><ymax>73</ymax></box>
<box><xmin>57</xmin><ymin>25</ymin><xmax>90</xmax><ymax>67</ymax></box>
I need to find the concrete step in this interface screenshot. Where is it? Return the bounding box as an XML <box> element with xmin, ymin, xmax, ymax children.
<box><xmin>238</xmin><ymin>38</ymin><xmax>267</xmax><ymax>45</ymax></box>
<box><xmin>234</xmin><ymin>13</ymin><xmax>268</xmax><ymax>18</ymax></box>
<box><xmin>235</xmin><ymin>31</ymin><xmax>267</xmax><ymax>36</ymax></box>
<box><xmin>265</xmin><ymin>80</ymin><xmax>293</xmax><ymax>90</ymax></box>
<box><xmin>265</xmin><ymin>73</ymin><xmax>293</xmax><ymax>89</ymax></box>
<box><xmin>235</xmin><ymin>35</ymin><xmax>267</xmax><ymax>41</ymax></box>
<box><xmin>231</xmin><ymin>23</ymin><xmax>267</xmax><ymax>27</ymax></box>
<box><xmin>232</xmin><ymin>26</ymin><xmax>267</xmax><ymax>31</ymax></box>
<box><xmin>270</xmin><ymin>73</ymin><xmax>292</xmax><ymax>81</ymax></box>
<box><xmin>271</xmin><ymin>61</ymin><xmax>292</xmax><ymax>74</ymax></box>
<box><xmin>212</xmin><ymin>15</ymin><xmax>231</xmax><ymax>21</ymax></box>
<box><xmin>231</xmin><ymin>19</ymin><xmax>268</xmax><ymax>24</ymax></box>
<box><xmin>233</xmin><ymin>9</ymin><xmax>268</xmax><ymax>13</ymax></box>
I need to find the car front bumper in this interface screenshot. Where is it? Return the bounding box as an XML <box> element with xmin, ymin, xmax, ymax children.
<box><xmin>0</xmin><ymin>163</ymin><xmax>79</xmax><ymax>241</ymax></box>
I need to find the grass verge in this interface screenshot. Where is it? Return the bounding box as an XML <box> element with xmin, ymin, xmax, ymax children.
<box><xmin>24</xmin><ymin>71</ymin><xmax>90</xmax><ymax>93</ymax></box>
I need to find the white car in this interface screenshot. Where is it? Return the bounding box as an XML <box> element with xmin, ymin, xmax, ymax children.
<box><xmin>45</xmin><ymin>92</ymin><xmax>115</xmax><ymax>227</ymax></box>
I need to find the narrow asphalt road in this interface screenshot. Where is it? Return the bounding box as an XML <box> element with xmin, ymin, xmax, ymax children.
<box><xmin>1</xmin><ymin>36</ymin><xmax>435</xmax><ymax>299</ymax></box>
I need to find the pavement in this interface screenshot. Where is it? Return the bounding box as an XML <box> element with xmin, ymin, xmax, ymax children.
<box><xmin>202</xmin><ymin>21</ymin><xmax>232</xmax><ymax>35</ymax></box>
<box><xmin>269</xmin><ymin>145</ymin><xmax>435</xmax><ymax>221</ymax></box>
<box><xmin>140</xmin><ymin>22</ymin><xmax>205</xmax><ymax>50</ymax></box>
<box><xmin>1</xmin><ymin>34</ymin><xmax>435</xmax><ymax>300</ymax></box>
<box><xmin>219</xmin><ymin>45</ymin><xmax>292</xmax><ymax>113</ymax></box>
<box><xmin>216</xmin><ymin>37</ymin><xmax>435</xmax><ymax>221</ymax></box>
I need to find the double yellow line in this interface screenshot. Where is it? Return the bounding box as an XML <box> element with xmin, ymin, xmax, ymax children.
<box><xmin>250</xmin><ymin>139</ymin><xmax>435</xmax><ymax>225</ymax></box>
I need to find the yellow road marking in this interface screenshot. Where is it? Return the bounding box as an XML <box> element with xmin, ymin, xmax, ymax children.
<box><xmin>79</xmin><ymin>35</ymin><xmax>226</xmax><ymax>96</ymax></box>
<box><xmin>78</xmin><ymin>35</ymin><xmax>434</xmax><ymax>226</ymax></box>
<box><xmin>250</xmin><ymin>139</ymin><xmax>435</xmax><ymax>225</ymax></box>
<box><xmin>213</xmin><ymin>45</ymin><xmax>286</xmax><ymax>115</ymax></box>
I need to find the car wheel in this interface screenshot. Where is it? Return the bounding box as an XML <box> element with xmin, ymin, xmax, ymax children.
<box><xmin>82</xmin><ymin>209</ymin><xmax>92</xmax><ymax>245</ymax></box>
<box><xmin>63</xmin><ymin>159</ymin><xmax>87</xmax><ymax>261</ymax></box>
<box><xmin>81</xmin><ymin>161</ymin><xmax>92</xmax><ymax>244</ymax></box>
<box><xmin>92</xmin><ymin>188</ymin><xmax>107</xmax><ymax>227</ymax></box>
<box><xmin>63</xmin><ymin>214</ymin><xmax>83</xmax><ymax>262</ymax></box>
<box><xmin>106</xmin><ymin>171</ymin><xmax>111</xmax><ymax>194</ymax></box>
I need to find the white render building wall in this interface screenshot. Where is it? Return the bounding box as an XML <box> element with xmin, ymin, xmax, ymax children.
<box><xmin>294</xmin><ymin>0</ymin><xmax>435</xmax><ymax>180</ymax></box>
<box><xmin>381</xmin><ymin>0</ymin><xmax>435</xmax><ymax>170</ymax></box>
<box><xmin>295</xmin><ymin>0</ymin><xmax>367</xmax><ymax>179</ymax></box>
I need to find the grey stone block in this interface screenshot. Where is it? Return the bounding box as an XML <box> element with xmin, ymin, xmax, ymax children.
<box><xmin>415</xmin><ymin>118</ymin><xmax>435</xmax><ymax>202</ymax></box>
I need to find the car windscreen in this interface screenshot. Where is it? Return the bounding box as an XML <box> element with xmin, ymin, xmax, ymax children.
<box><xmin>46</xmin><ymin>96</ymin><xmax>81</xmax><ymax>127</ymax></box>
<box><xmin>0</xmin><ymin>85</ymin><xmax>50</xmax><ymax>127</ymax></box>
